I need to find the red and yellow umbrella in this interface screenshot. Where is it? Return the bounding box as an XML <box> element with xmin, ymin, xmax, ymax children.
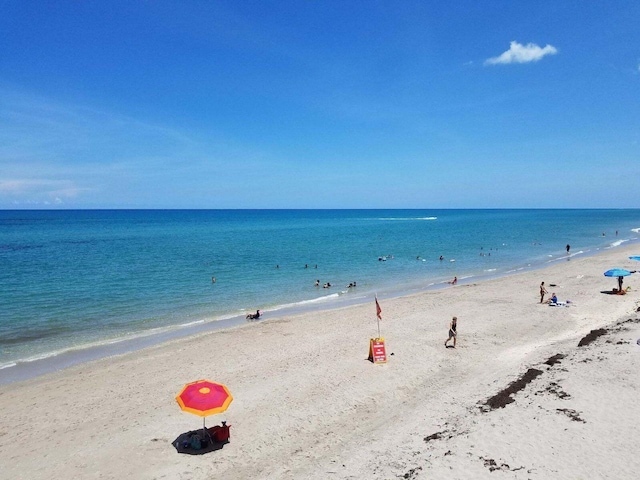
<box><xmin>176</xmin><ymin>380</ymin><xmax>233</xmax><ymax>432</ymax></box>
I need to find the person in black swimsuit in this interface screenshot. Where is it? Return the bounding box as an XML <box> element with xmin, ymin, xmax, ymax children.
<box><xmin>444</xmin><ymin>316</ymin><xmax>457</xmax><ymax>348</ymax></box>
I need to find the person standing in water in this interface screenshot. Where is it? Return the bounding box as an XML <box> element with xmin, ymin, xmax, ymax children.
<box><xmin>566</xmin><ymin>244</ymin><xmax>570</xmax><ymax>254</ymax></box>
<box><xmin>444</xmin><ymin>316</ymin><xmax>457</xmax><ymax>348</ymax></box>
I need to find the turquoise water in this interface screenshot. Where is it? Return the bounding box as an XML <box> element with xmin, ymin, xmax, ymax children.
<box><xmin>1</xmin><ymin>209</ymin><xmax>639</xmax><ymax>382</ymax></box>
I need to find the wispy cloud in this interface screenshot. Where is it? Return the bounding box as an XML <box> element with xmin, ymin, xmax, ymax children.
<box><xmin>485</xmin><ymin>41</ymin><xmax>558</xmax><ymax>65</ymax></box>
<box><xmin>0</xmin><ymin>86</ymin><xmax>281</xmax><ymax>208</ymax></box>
<box><xmin>0</xmin><ymin>87</ymin><xmax>208</xmax><ymax>206</ymax></box>
<box><xmin>0</xmin><ymin>179</ymin><xmax>89</xmax><ymax>205</ymax></box>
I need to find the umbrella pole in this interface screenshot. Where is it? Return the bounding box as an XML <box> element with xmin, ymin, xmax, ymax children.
<box><xmin>203</xmin><ymin>417</ymin><xmax>206</xmax><ymax>437</ymax></box>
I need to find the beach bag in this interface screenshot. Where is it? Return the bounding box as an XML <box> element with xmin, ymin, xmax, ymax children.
<box><xmin>214</xmin><ymin>425</ymin><xmax>230</xmax><ymax>442</ymax></box>
<box><xmin>189</xmin><ymin>434</ymin><xmax>201</xmax><ymax>450</ymax></box>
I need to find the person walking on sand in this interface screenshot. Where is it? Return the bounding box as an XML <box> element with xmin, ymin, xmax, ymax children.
<box><xmin>444</xmin><ymin>316</ymin><xmax>457</xmax><ymax>348</ymax></box>
<box><xmin>540</xmin><ymin>281</ymin><xmax>548</xmax><ymax>303</ymax></box>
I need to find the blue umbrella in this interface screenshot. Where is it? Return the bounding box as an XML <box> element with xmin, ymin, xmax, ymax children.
<box><xmin>604</xmin><ymin>268</ymin><xmax>632</xmax><ymax>277</ymax></box>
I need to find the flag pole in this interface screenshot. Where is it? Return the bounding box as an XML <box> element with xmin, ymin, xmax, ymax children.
<box><xmin>375</xmin><ymin>294</ymin><xmax>381</xmax><ymax>339</ymax></box>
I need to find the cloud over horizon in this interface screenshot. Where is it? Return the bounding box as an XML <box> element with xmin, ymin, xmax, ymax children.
<box><xmin>485</xmin><ymin>41</ymin><xmax>558</xmax><ymax>65</ymax></box>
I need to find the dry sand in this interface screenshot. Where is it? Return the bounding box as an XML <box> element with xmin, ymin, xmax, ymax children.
<box><xmin>1</xmin><ymin>244</ymin><xmax>640</xmax><ymax>479</ymax></box>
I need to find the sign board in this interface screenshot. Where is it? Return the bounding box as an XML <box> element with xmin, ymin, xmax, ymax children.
<box><xmin>368</xmin><ymin>337</ymin><xmax>387</xmax><ymax>364</ymax></box>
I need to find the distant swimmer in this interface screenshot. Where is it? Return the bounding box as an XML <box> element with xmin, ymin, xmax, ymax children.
<box><xmin>315</xmin><ymin>279</ymin><xmax>320</xmax><ymax>287</ymax></box>
<box><xmin>276</xmin><ymin>265</ymin><xmax>279</xmax><ymax>269</ymax></box>
<box><xmin>323</xmin><ymin>282</ymin><xmax>332</xmax><ymax>288</ymax></box>
<box><xmin>439</xmin><ymin>255</ymin><xmax>444</xmax><ymax>261</ymax></box>
<box><xmin>211</xmin><ymin>276</ymin><xmax>216</xmax><ymax>283</ymax></box>
<box><xmin>305</xmin><ymin>264</ymin><xmax>308</xmax><ymax>269</ymax></box>
<box><xmin>448</xmin><ymin>276</ymin><xmax>457</xmax><ymax>285</ymax></box>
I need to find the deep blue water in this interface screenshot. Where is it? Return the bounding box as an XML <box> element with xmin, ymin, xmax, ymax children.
<box><xmin>1</xmin><ymin>209</ymin><xmax>639</xmax><ymax>381</ymax></box>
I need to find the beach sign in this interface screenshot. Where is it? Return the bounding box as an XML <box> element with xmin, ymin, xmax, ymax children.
<box><xmin>368</xmin><ymin>337</ymin><xmax>387</xmax><ymax>364</ymax></box>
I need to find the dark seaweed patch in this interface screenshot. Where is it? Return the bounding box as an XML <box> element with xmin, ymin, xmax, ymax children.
<box><xmin>578</xmin><ymin>329</ymin><xmax>607</xmax><ymax>347</ymax></box>
<box><xmin>556</xmin><ymin>408</ymin><xmax>585</xmax><ymax>423</ymax></box>
<box><xmin>403</xmin><ymin>466</ymin><xmax>422</xmax><ymax>479</ymax></box>
<box><xmin>544</xmin><ymin>353</ymin><xmax>566</xmax><ymax>366</ymax></box>
<box><xmin>423</xmin><ymin>431</ymin><xmax>443</xmax><ymax>443</ymax></box>
<box><xmin>483</xmin><ymin>368</ymin><xmax>543</xmax><ymax>410</ymax></box>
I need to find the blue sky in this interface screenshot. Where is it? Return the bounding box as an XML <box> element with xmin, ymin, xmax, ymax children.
<box><xmin>1</xmin><ymin>1</ymin><xmax>639</xmax><ymax>209</ymax></box>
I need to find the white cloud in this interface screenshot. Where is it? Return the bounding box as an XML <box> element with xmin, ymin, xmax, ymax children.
<box><xmin>485</xmin><ymin>41</ymin><xmax>558</xmax><ymax>65</ymax></box>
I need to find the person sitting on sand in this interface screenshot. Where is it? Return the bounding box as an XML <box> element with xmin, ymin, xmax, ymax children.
<box><xmin>246</xmin><ymin>310</ymin><xmax>261</xmax><ymax>320</ymax></box>
<box><xmin>547</xmin><ymin>293</ymin><xmax>558</xmax><ymax>305</ymax></box>
<box><xmin>444</xmin><ymin>316</ymin><xmax>457</xmax><ymax>348</ymax></box>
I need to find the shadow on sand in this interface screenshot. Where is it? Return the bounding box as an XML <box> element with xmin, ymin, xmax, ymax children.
<box><xmin>172</xmin><ymin>429</ymin><xmax>230</xmax><ymax>455</ymax></box>
<box><xmin>600</xmin><ymin>290</ymin><xmax>627</xmax><ymax>296</ymax></box>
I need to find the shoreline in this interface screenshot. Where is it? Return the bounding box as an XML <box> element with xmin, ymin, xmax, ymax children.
<box><xmin>2</xmin><ymin>238</ymin><xmax>638</xmax><ymax>386</ymax></box>
<box><xmin>1</xmin><ymin>243</ymin><xmax>639</xmax><ymax>479</ymax></box>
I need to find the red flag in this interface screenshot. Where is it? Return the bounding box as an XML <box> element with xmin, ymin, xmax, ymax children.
<box><xmin>375</xmin><ymin>296</ymin><xmax>382</xmax><ymax>320</ymax></box>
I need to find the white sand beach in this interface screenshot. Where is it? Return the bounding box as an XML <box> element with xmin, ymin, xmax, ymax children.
<box><xmin>1</xmin><ymin>245</ymin><xmax>640</xmax><ymax>479</ymax></box>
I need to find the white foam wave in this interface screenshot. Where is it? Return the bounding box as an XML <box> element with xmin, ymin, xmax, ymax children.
<box><xmin>5</xmin><ymin>313</ymin><xmax>244</xmax><ymax>367</ymax></box>
<box><xmin>631</xmin><ymin>227</ymin><xmax>640</xmax><ymax>233</ymax></box>
<box><xmin>378</xmin><ymin>217</ymin><xmax>437</xmax><ymax>221</ymax></box>
<box><xmin>179</xmin><ymin>319</ymin><xmax>207</xmax><ymax>327</ymax></box>
<box><xmin>609</xmin><ymin>239</ymin><xmax>628</xmax><ymax>248</ymax></box>
<box><xmin>0</xmin><ymin>362</ymin><xmax>17</xmax><ymax>370</ymax></box>
<box><xmin>484</xmin><ymin>268</ymin><xmax>497</xmax><ymax>272</ymax></box>
<box><xmin>266</xmin><ymin>293</ymin><xmax>340</xmax><ymax>311</ymax></box>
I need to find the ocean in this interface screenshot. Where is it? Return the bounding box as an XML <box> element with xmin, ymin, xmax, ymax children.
<box><xmin>1</xmin><ymin>209</ymin><xmax>639</xmax><ymax>383</ymax></box>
